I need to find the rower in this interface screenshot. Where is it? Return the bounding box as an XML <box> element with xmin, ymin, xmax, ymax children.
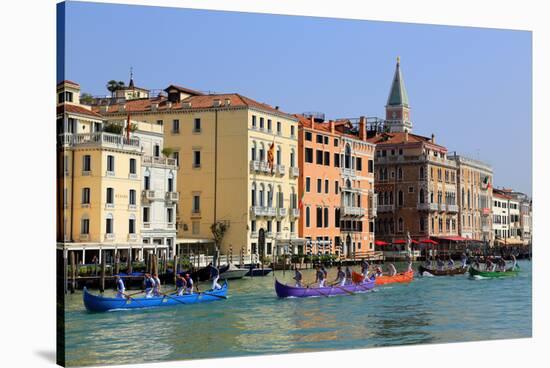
<box><xmin>293</xmin><ymin>267</ymin><xmax>303</xmax><ymax>287</ymax></box>
<box><xmin>424</xmin><ymin>258</ymin><xmax>432</xmax><ymax>269</ymax></box>
<box><xmin>436</xmin><ymin>257</ymin><xmax>445</xmax><ymax>271</ymax></box>
<box><xmin>447</xmin><ymin>257</ymin><xmax>455</xmax><ymax>269</ymax></box>
<box><xmin>460</xmin><ymin>253</ymin><xmax>468</xmax><ymax>268</ymax></box>
<box><xmin>374</xmin><ymin>266</ymin><xmax>383</xmax><ymax>277</ymax></box>
<box><xmin>175</xmin><ymin>274</ymin><xmax>187</xmax><ymax>296</ymax></box>
<box><xmin>184</xmin><ymin>273</ymin><xmax>194</xmax><ymax>294</ymax></box>
<box><xmin>321</xmin><ymin>265</ymin><xmax>328</xmax><ymax>280</ymax></box>
<box><xmin>152</xmin><ymin>273</ymin><xmax>162</xmax><ymax>296</ymax></box>
<box><xmin>406</xmin><ymin>261</ymin><xmax>413</xmax><ymax>272</ymax></box>
<box><xmin>361</xmin><ymin>259</ymin><xmax>370</xmax><ymax>277</ymax></box>
<box><xmin>315</xmin><ymin>265</ymin><xmax>326</xmax><ymax>287</ymax></box>
<box><xmin>485</xmin><ymin>258</ymin><xmax>494</xmax><ymax>272</ymax></box>
<box><xmin>387</xmin><ymin>263</ymin><xmax>397</xmax><ymax>276</ymax></box>
<box><xmin>115</xmin><ymin>275</ymin><xmax>125</xmax><ymax>299</ymax></box>
<box><xmin>143</xmin><ymin>273</ymin><xmax>154</xmax><ymax>298</ymax></box>
<box><xmin>345</xmin><ymin>266</ymin><xmax>352</xmax><ymax>283</ymax></box>
<box><xmin>333</xmin><ymin>266</ymin><xmax>346</xmax><ymax>286</ymax></box>
<box><xmin>511</xmin><ymin>254</ymin><xmax>517</xmax><ymax>270</ymax></box>
<box><xmin>209</xmin><ymin>262</ymin><xmax>221</xmax><ymax>290</ymax></box>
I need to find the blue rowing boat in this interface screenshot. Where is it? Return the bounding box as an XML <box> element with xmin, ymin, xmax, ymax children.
<box><xmin>83</xmin><ymin>281</ymin><xmax>228</xmax><ymax>312</ymax></box>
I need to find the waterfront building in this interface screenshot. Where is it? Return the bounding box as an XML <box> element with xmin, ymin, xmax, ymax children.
<box><xmin>296</xmin><ymin>113</ymin><xmax>377</xmax><ymax>259</ymax></box>
<box><xmin>98</xmin><ymin>83</ymin><xmax>301</xmax><ymax>258</ymax></box>
<box><xmin>508</xmin><ymin>191</ymin><xmax>532</xmax><ymax>245</ymax></box>
<box><xmin>492</xmin><ymin>189</ymin><xmax>511</xmax><ymax>244</ymax></box>
<box><xmin>368</xmin><ymin>59</ymin><xmax>459</xmax><ymax>242</ymax></box>
<box><xmin>57</xmin><ymin>80</ymin><xmax>144</xmax><ymax>263</ymax></box>
<box><xmin>448</xmin><ymin>154</ymin><xmax>494</xmax><ymax>244</ymax></box>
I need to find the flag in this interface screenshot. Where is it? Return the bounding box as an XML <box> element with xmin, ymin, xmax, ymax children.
<box><xmin>298</xmin><ymin>191</ymin><xmax>305</xmax><ymax>210</ymax></box>
<box><xmin>267</xmin><ymin>140</ymin><xmax>275</xmax><ymax>173</ymax></box>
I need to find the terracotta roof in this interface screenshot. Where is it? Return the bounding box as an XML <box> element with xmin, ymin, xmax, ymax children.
<box><xmin>164</xmin><ymin>84</ymin><xmax>204</xmax><ymax>96</ymax></box>
<box><xmin>96</xmin><ymin>93</ymin><xmax>294</xmax><ymax>119</ymax></box>
<box><xmin>367</xmin><ymin>132</ymin><xmax>447</xmax><ymax>151</ymax></box>
<box><xmin>58</xmin><ymin>104</ymin><xmax>102</xmax><ymax>118</ymax></box>
<box><xmin>296</xmin><ymin>114</ymin><xmax>371</xmax><ymax>141</ymax></box>
<box><xmin>493</xmin><ymin>192</ymin><xmax>512</xmax><ymax>200</ymax></box>
<box><xmin>57</xmin><ymin>80</ymin><xmax>80</xmax><ymax>87</ymax></box>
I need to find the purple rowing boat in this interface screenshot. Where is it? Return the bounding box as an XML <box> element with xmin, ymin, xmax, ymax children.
<box><xmin>274</xmin><ymin>278</ymin><xmax>376</xmax><ymax>298</ymax></box>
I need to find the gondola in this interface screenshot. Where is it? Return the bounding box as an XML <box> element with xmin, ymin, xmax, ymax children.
<box><xmin>468</xmin><ymin>266</ymin><xmax>519</xmax><ymax>278</ymax></box>
<box><xmin>83</xmin><ymin>281</ymin><xmax>228</xmax><ymax>312</ymax></box>
<box><xmin>418</xmin><ymin>265</ymin><xmax>468</xmax><ymax>276</ymax></box>
<box><xmin>220</xmin><ymin>263</ymin><xmax>249</xmax><ymax>280</ymax></box>
<box><xmin>274</xmin><ymin>278</ymin><xmax>375</xmax><ymax>298</ymax></box>
<box><xmin>351</xmin><ymin>270</ymin><xmax>414</xmax><ymax>285</ymax></box>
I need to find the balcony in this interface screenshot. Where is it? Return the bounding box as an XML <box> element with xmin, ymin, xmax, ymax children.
<box><xmin>105</xmin><ymin>203</ymin><xmax>115</xmax><ymax>209</ymax></box>
<box><xmin>250</xmin><ymin>206</ymin><xmax>277</xmax><ymax>217</ymax></box>
<box><xmin>249</xmin><ymin>160</ymin><xmax>260</xmax><ymax>173</ymax></box>
<box><xmin>128</xmin><ymin>204</ymin><xmax>137</xmax><ymax>211</ymax></box>
<box><xmin>277</xmin><ymin>208</ymin><xmax>288</xmax><ymax>217</ymax></box>
<box><xmin>79</xmin><ymin>234</ymin><xmax>89</xmax><ymax>241</ymax></box>
<box><xmin>165</xmin><ymin>191</ymin><xmax>179</xmax><ymax>201</ymax></box>
<box><xmin>289</xmin><ymin>166</ymin><xmax>300</xmax><ymax>178</ymax></box>
<box><xmin>369</xmin><ymin>206</ymin><xmax>377</xmax><ymax>218</ymax></box>
<box><xmin>259</xmin><ymin>161</ymin><xmax>271</xmax><ymax>173</ymax></box>
<box><xmin>143</xmin><ymin>222</ymin><xmax>151</xmax><ymax>229</ymax></box>
<box><xmin>104</xmin><ymin>233</ymin><xmax>115</xmax><ymax>241</ymax></box>
<box><xmin>265</xmin><ymin>231</ymin><xmax>273</xmax><ymax>238</ymax></box>
<box><xmin>143</xmin><ymin>155</ymin><xmax>178</xmax><ymax>169</ymax></box>
<box><xmin>438</xmin><ymin>203</ymin><xmax>445</xmax><ymax>212</ymax></box>
<box><xmin>447</xmin><ymin>204</ymin><xmax>459</xmax><ymax>213</ymax></box>
<box><xmin>142</xmin><ymin>190</ymin><xmax>155</xmax><ymax>200</ymax></box>
<box><xmin>377</xmin><ymin>204</ymin><xmax>395</xmax><ymax>212</ymax></box>
<box><xmin>340</xmin><ymin>206</ymin><xmax>366</xmax><ymax>217</ymax></box>
<box><xmin>275</xmin><ymin>164</ymin><xmax>286</xmax><ymax>176</ymax></box>
<box><xmin>58</xmin><ymin>132</ymin><xmax>141</xmax><ymax>152</ymax></box>
<box><xmin>417</xmin><ymin>203</ymin><xmax>438</xmax><ymax>211</ymax></box>
<box><xmin>482</xmin><ymin>207</ymin><xmax>491</xmax><ymax>216</ymax></box>
<box><xmin>290</xmin><ymin>208</ymin><xmax>300</xmax><ymax>218</ymax></box>
<box><xmin>341</xmin><ymin>168</ymin><xmax>356</xmax><ymax>178</ymax></box>
<box><xmin>128</xmin><ymin>234</ymin><xmax>138</xmax><ymax>241</ymax></box>
<box><xmin>482</xmin><ymin>225</ymin><xmax>491</xmax><ymax>232</ymax></box>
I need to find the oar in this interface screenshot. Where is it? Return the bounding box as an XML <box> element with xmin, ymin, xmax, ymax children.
<box><xmin>158</xmin><ymin>291</ymin><xmax>190</xmax><ymax>305</ymax></box>
<box><xmin>330</xmin><ymin>284</ymin><xmax>355</xmax><ymax>295</ymax></box>
<box><xmin>125</xmin><ymin>290</ymin><xmax>145</xmax><ymax>298</ymax></box>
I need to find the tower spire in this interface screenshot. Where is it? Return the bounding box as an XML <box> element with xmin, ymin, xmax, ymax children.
<box><xmin>385</xmin><ymin>57</ymin><xmax>412</xmax><ymax>132</ymax></box>
<box><xmin>129</xmin><ymin>66</ymin><xmax>134</xmax><ymax>88</ymax></box>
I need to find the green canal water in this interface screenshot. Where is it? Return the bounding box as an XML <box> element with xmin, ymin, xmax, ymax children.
<box><xmin>64</xmin><ymin>261</ymin><xmax>532</xmax><ymax>366</ymax></box>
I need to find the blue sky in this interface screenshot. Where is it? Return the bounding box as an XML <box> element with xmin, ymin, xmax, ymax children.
<box><xmin>60</xmin><ymin>1</ymin><xmax>532</xmax><ymax>195</ymax></box>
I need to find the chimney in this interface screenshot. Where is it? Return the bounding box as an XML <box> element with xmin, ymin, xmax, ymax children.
<box><xmin>359</xmin><ymin>116</ymin><xmax>367</xmax><ymax>141</ymax></box>
<box><xmin>405</xmin><ymin>131</ymin><xmax>409</xmax><ymax>142</ymax></box>
<box><xmin>275</xmin><ymin>106</ymin><xmax>279</xmax><ymax>110</ymax></box>
<box><xmin>431</xmin><ymin>133</ymin><xmax>435</xmax><ymax>143</ymax></box>
<box><xmin>310</xmin><ymin>116</ymin><xmax>315</xmax><ymax>131</ymax></box>
<box><xmin>329</xmin><ymin>120</ymin><xmax>335</xmax><ymax>134</ymax></box>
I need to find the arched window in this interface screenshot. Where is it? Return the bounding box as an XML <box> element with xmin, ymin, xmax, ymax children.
<box><xmin>251</xmin><ymin>141</ymin><xmax>257</xmax><ymax>161</ymax></box>
<box><xmin>398</xmin><ymin>190</ymin><xmax>404</xmax><ymax>206</ymax></box>
<box><xmin>106</xmin><ymin>213</ymin><xmax>114</xmax><ymax>234</ymax></box>
<box><xmin>259</xmin><ymin>184</ymin><xmax>265</xmax><ymax>207</ymax></box>
<box><xmin>419</xmin><ymin>188</ymin><xmax>425</xmax><ymax>204</ymax></box>
<box><xmin>397</xmin><ymin>167</ymin><xmax>403</xmax><ymax>181</ymax></box>
<box><xmin>251</xmin><ymin>182</ymin><xmax>257</xmax><ymax>206</ymax></box>
<box><xmin>420</xmin><ymin>166</ymin><xmax>425</xmax><ymax>180</ymax></box>
<box><xmin>430</xmin><ymin>191</ymin><xmax>434</xmax><ymax>203</ymax></box>
<box><xmin>267</xmin><ymin>184</ymin><xmax>273</xmax><ymax>207</ymax></box>
<box><xmin>345</xmin><ymin>144</ymin><xmax>352</xmax><ymax>169</ymax></box>
<box><xmin>290</xmin><ymin>148</ymin><xmax>295</xmax><ymax>167</ymax></box>
<box><xmin>276</xmin><ymin>146</ymin><xmax>281</xmax><ymax>165</ymax></box>
<box><xmin>259</xmin><ymin>143</ymin><xmax>265</xmax><ymax>161</ymax></box>
<box><xmin>398</xmin><ymin>218</ymin><xmax>404</xmax><ymax>232</ymax></box>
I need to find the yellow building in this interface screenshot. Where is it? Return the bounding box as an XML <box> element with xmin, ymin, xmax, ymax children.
<box><xmin>99</xmin><ymin>85</ymin><xmax>301</xmax><ymax>258</ymax></box>
<box><xmin>57</xmin><ymin>80</ymin><xmax>143</xmax><ymax>263</ymax></box>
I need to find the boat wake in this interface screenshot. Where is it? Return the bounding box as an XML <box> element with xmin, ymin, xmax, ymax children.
<box><xmin>421</xmin><ymin>272</ymin><xmax>434</xmax><ymax>277</ymax></box>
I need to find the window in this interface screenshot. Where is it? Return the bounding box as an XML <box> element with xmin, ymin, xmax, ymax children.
<box><xmin>129</xmin><ymin>189</ymin><xmax>136</xmax><ymax>205</ymax></box>
<box><xmin>324</xmin><ymin>151</ymin><xmax>330</xmax><ymax>166</ymax></box>
<box><xmin>193</xmin><ymin>195</ymin><xmax>200</xmax><ymax>213</ymax></box>
<box><xmin>420</xmin><ymin>217</ymin><xmax>425</xmax><ymax>232</ymax></box>
<box><xmin>356</xmin><ymin>158</ymin><xmax>362</xmax><ymax>171</ymax></box>
<box><xmin>334</xmin><ymin>181</ymin><xmax>339</xmax><ymax>194</ymax></box>
<box><xmin>193</xmin><ymin>118</ymin><xmax>201</xmax><ymax>132</ymax></box>
<box><xmin>276</xmin><ymin>221</ymin><xmax>281</xmax><ymax>232</ymax></box>
<box><xmin>324</xmin><ymin>207</ymin><xmax>329</xmax><ymax>227</ymax></box>
<box><xmin>324</xmin><ymin>136</ymin><xmax>329</xmax><ymax>145</ymax></box>
<box><xmin>408</xmin><ymin>186</ymin><xmax>414</xmax><ymax>193</ymax></box>
<box><xmin>305</xmin><ymin>148</ymin><xmax>313</xmax><ymax>163</ymax></box>
<box><xmin>335</xmin><ymin>208</ymin><xmax>340</xmax><ymax>228</ymax></box>
<box><xmin>58</xmin><ymin>91</ymin><xmax>73</xmax><ymax>103</ymax></box>
<box><xmin>267</xmin><ymin>220</ymin><xmax>272</xmax><ymax>232</ymax></box>
<box><xmin>398</xmin><ymin>190</ymin><xmax>404</xmax><ymax>206</ymax></box>
<box><xmin>334</xmin><ymin>138</ymin><xmax>339</xmax><ymax>147</ymax></box>
<box><xmin>306</xmin><ymin>177</ymin><xmax>311</xmax><ymax>192</ymax></box>
<box><xmin>106</xmin><ymin>188</ymin><xmax>114</xmax><ymax>204</ymax></box>
<box><xmin>172</xmin><ymin>119</ymin><xmax>180</xmax><ymax>133</ymax></box>
<box><xmin>267</xmin><ymin>119</ymin><xmax>272</xmax><ymax>131</ymax></box>
<box><xmin>173</xmin><ymin>152</ymin><xmax>179</xmax><ymax>166</ymax></box>
<box><xmin>81</xmin><ymin>188</ymin><xmax>90</xmax><ymax>204</ymax></box>
<box><xmin>290</xmin><ymin>126</ymin><xmax>295</xmax><ymax>137</ymax></box>
<box><xmin>168</xmin><ymin>177</ymin><xmax>174</xmax><ymax>192</ymax></box>
<box><xmin>316</xmin><ymin>150</ymin><xmax>323</xmax><ymax>165</ymax></box>
<box><xmin>144</xmin><ymin>175</ymin><xmax>150</xmax><ymax>190</ymax></box>
<box><xmin>277</xmin><ymin>121</ymin><xmax>281</xmax><ymax>135</ymax></box>
<box><xmin>83</xmin><ymin>155</ymin><xmax>91</xmax><ymax>172</ymax></box>
<box><xmin>368</xmin><ymin>159</ymin><xmax>374</xmax><ymax>173</ymax></box>
<box><xmin>334</xmin><ymin>153</ymin><xmax>340</xmax><ymax>167</ymax></box>
<box><xmin>290</xmin><ymin>221</ymin><xmax>295</xmax><ymax>233</ymax></box>
<box><xmin>317</xmin><ymin>179</ymin><xmax>322</xmax><ymax>193</ymax></box>
<box><xmin>316</xmin><ymin>135</ymin><xmax>323</xmax><ymax>144</ymax></box>
<box><xmin>259</xmin><ymin>117</ymin><xmax>264</xmax><ymax>130</ymax></box>
<box><xmin>251</xmin><ymin>220</ymin><xmax>257</xmax><ymax>232</ymax></box>
<box><xmin>305</xmin><ymin>132</ymin><xmax>312</xmax><ymax>141</ymax></box>
<box><xmin>143</xmin><ymin>207</ymin><xmax>150</xmax><ymax>223</ymax></box>
<box><xmin>306</xmin><ymin>207</ymin><xmax>311</xmax><ymax>227</ymax></box>
<box><xmin>167</xmin><ymin>208</ymin><xmax>174</xmax><ymax>223</ymax></box>
<box><xmin>129</xmin><ymin>217</ymin><xmax>136</xmax><ymax>234</ymax></box>
<box><xmin>129</xmin><ymin>158</ymin><xmax>136</xmax><ymax>174</ymax></box>
<box><xmin>106</xmin><ymin>216</ymin><xmax>113</xmax><ymax>234</ymax></box>
<box><xmin>154</xmin><ymin>144</ymin><xmax>160</xmax><ymax>157</ymax></box>
<box><xmin>156</xmin><ymin>120</ymin><xmax>163</xmax><ymax>126</ymax></box>
<box><xmin>316</xmin><ymin>207</ymin><xmax>323</xmax><ymax>227</ymax></box>
<box><xmin>193</xmin><ymin>150</ymin><xmax>201</xmax><ymax>168</ymax></box>
<box><xmin>192</xmin><ymin>221</ymin><xmax>200</xmax><ymax>235</ymax></box>
<box><xmin>81</xmin><ymin>218</ymin><xmax>89</xmax><ymax>234</ymax></box>
<box><xmin>107</xmin><ymin>155</ymin><xmax>115</xmax><ymax>173</ymax></box>
<box><xmin>325</xmin><ymin>179</ymin><xmax>329</xmax><ymax>194</ymax></box>
<box><xmin>252</xmin><ymin>115</ymin><xmax>257</xmax><ymax>128</ymax></box>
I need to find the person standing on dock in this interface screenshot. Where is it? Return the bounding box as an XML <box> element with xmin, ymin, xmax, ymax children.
<box><xmin>209</xmin><ymin>263</ymin><xmax>221</xmax><ymax>290</ymax></box>
<box><xmin>176</xmin><ymin>274</ymin><xmax>187</xmax><ymax>296</ymax></box>
<box><xmin>293</xmin><ymin>267</ymin><xmax>303</xmax><ymax>287</ymax></box>
<box><xmin>144</xmin><ymin>273</ymin><xmax>154</xmax><ymax>298</ymax></box>
<box><xmin>184</xmin><ymin>273</ymin><xmax>194</xmax><ymax>294</ymax></box>
<box><xmin>315</xmin><ymin>265</ymin><xmax>326</xmax><ymax>287</ymax></box>
<box><xmin>152</xmin><ymin>273</ymin><xmax>162</xmax><ymax>296</ymax></box>
<box><xmin>115</xmin><ymin>275</ymin><xmax>126</xmax><ymax>298</ymax></box>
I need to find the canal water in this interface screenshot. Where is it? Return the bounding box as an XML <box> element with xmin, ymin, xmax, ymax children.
<box><xmin>64</xmin><ymin>261</ymin><xmax>532</xmax><ymax>367</ymax></box>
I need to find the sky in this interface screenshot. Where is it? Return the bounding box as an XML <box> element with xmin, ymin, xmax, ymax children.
<box><xmin>59</xmin><ymin>1</ymin><xmax>532</xmax><ymax>195</ymax></box>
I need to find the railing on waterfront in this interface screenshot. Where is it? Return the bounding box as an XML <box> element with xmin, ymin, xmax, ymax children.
<box><xmin>58</xmin><ymin>132</ymin><xmax>141</xmax><ymax>151</ymax></box>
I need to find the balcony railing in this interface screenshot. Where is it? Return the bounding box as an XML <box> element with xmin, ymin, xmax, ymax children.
<box><xmin>447</xmin><ymin>204</ymin><xmax>459</xmax><ymax>213</ymax></box>
<box><xmin>341</xmin><ymin>168</ymin><xmax>356</xmax><ymax>178</ymax></box>
<box><xmin>165</xmin><ymin>192</ymin><xmax>179</xmax><ymax>201</ymax></box>
<box><xmin>438</xmin><ymin>203</ymin><xmax>445</xmax><ymax>212</ymax></box>
<box><xmin>128</xmin><ymin>234</ymin><xmax>138</xmax><ymax>241</ymax></box>
<box><xmin>104</xmin><ymin>233</ymin><xmax>115</xmax><ymax>241</ymax></box>
<box><xmin>58</xmin><ymin>132</ymin><xmax>141</xmax><ymax>152</ymax></box>
<box><xmin>143</xmin><ymin>222</ymin><xmax>151</xmax><ymax>228</ymax></box>
<box><xmin>277</xmin><ymin>208</ymin><xmax>288</xmax><ymax>217</ymax></box>
<box><xmin>369</xmin><ymin>206</ymin><xmax>377</xmax><ymax>217</ymax></box>
<box><xmin>290</xmin><ymin>208</ymin><xmax>300</xmax><ymax>218</ymax></box>
<box><xmin>143</xmin><ymin>155</ymin><xmax>177</xmax><ymax>168</ymax></box>
<box><xmin>142</xmin><ymin>190</ymin><xmax>155</xmax><ymax>200</ymax></box>
<box><xmin>340</xmin><ymin>206</ymin><xmax>366</xmax><ymax>217</ymax></box>
<box><xmin>417</xmin><ymin>203</ymin><xmax>438</xmax><ymax>211</ymax></box>
<box><xmin>250</xmin><ymin>206</ymin><xmax>277</xmax><ymax>217</ymax></box>
<box><xmin>79</xmin><ymin>234</ymin><xmax>89</xmax><ymax>241</ymax></box>
<box><xmin>289</xmin><ymin>166</ymin><xmax>299</xmax><ymax>178</ymax></box>
<box><xmin>275</xmin><ymin>164</ymin><xmax>286</xmax><ymax>176</ymax></box>
<box><xmin>377</xmin><ymin>204</ymin><xmax>395</xmax><ymax>212</ymax></box>
<box><xmin>249</xmin><ymin>160</ymin><xmax>260</xmax><ymax>172</ymax></box>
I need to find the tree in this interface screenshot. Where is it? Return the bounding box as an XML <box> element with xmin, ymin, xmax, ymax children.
<box><xmin>106</xmin><ymin>80</ymin><xmax>126</xmax><ymax>98</ymax></box>
<box><xmin>161</xmin><ymin>147</ymin><xmax>175</xmax><ymax>158</ymax></box>
<box><xmin>80</xmin><ymin>92</ymin><xmax>94</xmax><ymax>105</ymax></box>
<box><xmin>211</xmin><ymin>221</ymin><xmax>229</xmax><ymax>266</ymax></box>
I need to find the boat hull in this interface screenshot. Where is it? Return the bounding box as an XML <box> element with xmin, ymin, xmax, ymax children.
<box><xmin>220</xmin><ymin>269</ymin><xmax>249</xmax><ymax>280</ymax></box>
<box><xmin>245</xmin><ymin>267</ymin><xmax>272</xmax><ymax>277</ymax></box>
<box><xmin>83</xmin><ymin>282</ymin><xmax>228</xmax><ymax>312</ymax></box>
<box><xmin>468</xmin><ymin>267</ymin><xmax>519</xmax><ymax>278</ymax></box>
<box><xmin>274</xmin><ymin>278</ymin><xmax>375</xmax><ymax>298</ymax></box>
<box><xmin>418</xmin><ymin>265</ymin><xmax>468</xmax><ymax>276</ymax></box>
<box><xmin>352</xmin><ymin>271</ymin><xmax>414</xmax><ymax>285</ymax></box>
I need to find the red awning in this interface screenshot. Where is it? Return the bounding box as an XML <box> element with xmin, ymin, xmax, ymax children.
<box><xmin>375</xmin><ymin>240</ymin><xmax>390</xmax><ymax>246</ymax></box>
<box><xmin>411</xmin><ymin>239</ymin><xmax>419</xmax><ymax>244</ymax></box>
<box><xmin>392</xmin><ymin>239</ymin><xmax>407</xmax><ymax>245</ymax></box>
<box><xmin>436</xmin><ymin>236</ymin><xmax>470</xmax><ymax>242</ymax></box>
<box><xmin>419</xmin><ymin>238</ymin><xmax>438</xmax><ymax>245</ymax></box>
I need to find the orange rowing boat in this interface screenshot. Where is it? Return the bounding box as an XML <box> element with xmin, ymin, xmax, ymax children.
<box><xmin>351</xmin><ymin>270</ymin><xmax>414</xmax><ymax>285</ymax></box>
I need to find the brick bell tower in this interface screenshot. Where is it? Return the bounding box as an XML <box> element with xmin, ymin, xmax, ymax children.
<box><xmin>385</xmin><ymin>57</ymin><xmax>412</xmax><ymax>133</ymax></box>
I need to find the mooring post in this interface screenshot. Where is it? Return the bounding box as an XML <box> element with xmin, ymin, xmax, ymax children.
<box><xmin>114</xmin><ymin>250</ymin><xmax>120</xmax><ymax>275</ymax></box>
<box><xmin>100</xmin><ymin>250</ymin><xmax>106</xmax><ymax>293</ymax></box>
<box><xmin>173</xmin><ymin>255</ymin><xmax>178</xmax><ymax>285</ymax></box>
<box><xmin>70</xmin><ymin>251</ymin><xmax>76</xmax><ymax>294</ymax></box>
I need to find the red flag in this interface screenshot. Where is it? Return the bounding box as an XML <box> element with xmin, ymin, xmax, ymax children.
<box><xmin>298</xmin><ymin>191</ymin><xmax>305</xmax><ymax>210</ymax></box>
<box><xmin>267</xmin><ymin>141</ymin><xmax>275</xmax><ymax>173</ymax></box>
